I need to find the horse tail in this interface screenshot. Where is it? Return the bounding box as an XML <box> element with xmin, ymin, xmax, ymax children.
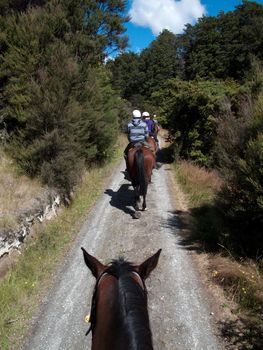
<box><xmin>135</xmin><ymin>149</ymin><xmax>147</xmax><ymax>196</ymax></box>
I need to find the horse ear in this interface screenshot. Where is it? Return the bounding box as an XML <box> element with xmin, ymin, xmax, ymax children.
<box><xmin>81</xmin><ymin>247</ymin><xmax>106</xmax><ymax>278</ymax></box>
<box><xmin>138</xmin><ymin>249</ymin><xmax>161</xmax><ymax>280</ymax></box>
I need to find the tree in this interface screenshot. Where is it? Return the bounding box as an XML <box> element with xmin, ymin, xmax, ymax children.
<box><xmin>60</xmin><ymin>0</ymin><xmax>129</xmax><ymax>63</ymax></box>
<box><xmin>180</xmin><ymin>1</ymin><xmax>263</xmax><ymax>81</ymax></box>
<box><xmin>0</xmin><ymin>0</ymin><xmax>128</xmax><ymax>197</ymax></box>
<box><xmin>181</xmin><ymin>16</ymin><xmax>224</xmax><ymax>79</ymax></box>
<box><xmin>107</xmin><ymin>51</ymin><xmax>142</xmax><ymax>100</ymax></box>
<box><xmin>0</xmin><ymin>0</ymin><xmax>46</xmax><ymax>16</ymax></box>
<box><xmin>108</xmin><ymin>29</ymin><xmax>180</xmax><ymax>109</ymax></box>
<box><xmin>139</xmin><ymin>30</ymin><xmax>180</xmax><ymax>98</ymax></box>
<box><xmin>152</xmin><ymin>78</ymin><xmax>242</xmax><ymax>167</ymax></box>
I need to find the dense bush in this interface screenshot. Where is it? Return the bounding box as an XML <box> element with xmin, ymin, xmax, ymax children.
<box><xmin>216</xmin><ymin>92</ymin><xmax>263</xmax><ymax>257</ymax></box>
<box><xmin>152</xmin><ymin>79</ymin><xmax>242</xmax><ymax>167</ymax></box>
<box><xmin>180</xmin><ymin>1</ymin><xmax>263</xmax><ymax>80</ymax></box>
<box><xmin>0</xmin><ymin>1</ymin><xmax>128</xmax><ymax>198</ymax></box>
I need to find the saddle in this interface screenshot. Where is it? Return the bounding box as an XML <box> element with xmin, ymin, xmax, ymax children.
<box><xmin>129</xmin><ymin>141</ymin><xmax>155</xmax><ymax>156</ymax></box>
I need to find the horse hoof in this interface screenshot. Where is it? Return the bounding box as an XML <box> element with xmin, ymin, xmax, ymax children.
<box><xmin>133</xmin><ymin>211</ymin><xmax>141</xmax><ymax>219</ymax></box>
<box><xmin>142</xmin><ymin>207</ymin><xmax>147</xmax><ymax>211</ymax></box>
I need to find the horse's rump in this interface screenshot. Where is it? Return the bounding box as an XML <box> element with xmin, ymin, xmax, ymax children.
<box><xmin>127</xmin><ymin>145</ymin><xmax>154</xmax><ymax>180</ymax></box>
<box><xmin>126</xmin><ymin>145</ymin><xmax>155</xmax><ymax>211</ymax></box>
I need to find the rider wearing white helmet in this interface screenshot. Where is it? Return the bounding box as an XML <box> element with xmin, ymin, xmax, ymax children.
<box><xmin>142</xmin><ymin>111</ymin><xmax>150</xmax><ymax>118</ymax></box>
<box><xmin>124</xmin><ymin>109</ymin><xmax>151</xmax><ymax>162</ymax></box>
<box><xmin>124</xmin><ymin>109</ymin><xmax>148</xmax><ymax>148</ymax></box>
<box><xmin>127</xmin><ymin>110</ymin><xmax>148</xmax><ymax>142</ymax></box>
<box><xmin>132</xmin><ymin>109</ymin><xmax>142</xmax><ymax>119</ymax></box>
<box><xmin>143</xmin><ymin>111</ymin><xmax>159</xmax><ymax>145</ymax></box>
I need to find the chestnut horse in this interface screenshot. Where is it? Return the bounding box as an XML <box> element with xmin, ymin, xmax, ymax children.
<box><xmin>82</xmin><ymin>248</ymin><xmax>161</xmax><ymax>350</ymax></box>
<box><xmin>127</xmin><ymin>144</ymin><xmax>155</xmax><ymax>211</ymax></box>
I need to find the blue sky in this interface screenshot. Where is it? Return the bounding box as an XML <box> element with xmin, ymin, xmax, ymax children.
<box><xmin>125</xmin><ymin>0</ymin><xmax>263</xmax><ymax>53</ymax></box>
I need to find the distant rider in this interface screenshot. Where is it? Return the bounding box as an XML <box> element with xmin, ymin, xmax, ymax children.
<box><xmin>124</xmin><ymin>109</ymin><xmax>149</xmax><ymax>162</ymax></box>
<box><xmin>143</xmin><ymin>111</ymin><xmax>159</xmax><ymax>144</ymax></box>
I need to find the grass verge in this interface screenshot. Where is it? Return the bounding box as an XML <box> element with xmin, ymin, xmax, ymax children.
<box><xmin>174</xmin><ymin>160</ymin><xmax>263</xmax><ymax>350</ymax></box>
<box><xmin>0</xmin><ymin>137</ymin><xmax>125</xmax><ymax>350</ymax></box>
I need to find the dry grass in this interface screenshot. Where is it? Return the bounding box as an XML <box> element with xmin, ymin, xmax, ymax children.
<box><xmin>0</xmin><ymin>152</ymin><xmax>46</xmax><ymax>229</ymax></box>
<box><xmin>210</xmin><ymin>255</ymin><xmax>263</xmax><ymax>308</ymax></box>
<box><xmin>175</xmin><ymin>160</ymin><xmax>222</xmax><ymax>208</ymax></box>
<box><xmin>209</xmin><ymin>254</ymin><xmax>263</xmax><ymax>349</ymax></box>
<box><xmin>174</xmin><ymin>159</ymin><xmax>263</xmax><ymax>348</ymax></box>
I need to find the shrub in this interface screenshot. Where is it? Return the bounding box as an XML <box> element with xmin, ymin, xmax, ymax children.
<box><xmin>216</xmin><ymin>91</ymin><xmax>263</xmax><ymax>257</ymax></box>
<box><xmin>153</xmin><ymin>78</ymin><xmax>242</xmax><ymax>167</ymax></box>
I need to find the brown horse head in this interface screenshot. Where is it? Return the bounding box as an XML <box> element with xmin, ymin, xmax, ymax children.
<box><xmin>81</xmin><ymin>248</ymin><xmax>161</xmax><ymax>350</ymax></box>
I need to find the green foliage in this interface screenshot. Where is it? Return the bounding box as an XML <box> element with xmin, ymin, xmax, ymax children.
<box><xmin>108</xmin><ymin>29</ymin><xmax>181</xmax><ymax>110</ymax></box>
<box><xmin>108</xmin><ymin>51</ymin><xmax>142</xmax><ymax>100</ymax></box>
<box><xmin>214</xmin><ymin>92</ymin><xmax>253</xmax><ymax>175</ymax></box>
<box><xmin>0</xmin><ymin>0</ymin><xmax>128</xmax><ymax>198</ymax></box>
<box><xmin>181</xmin><ymin>1</ymin><xmax>263</xmax><ymax>80</ymax></box>
<box><xmin>181</xmin><ymin>16</ymin><xmax>224</xmax><ymax>79</ymax></box>
<box><xmin>139</xmin><ymin>30</ymin><xmax>181</xmax><ymax>98</ymax></box>
<box><xmin>153</xmin><ymin>78</ymin><xmax>242</xmax><ymax>167</ymax></box>
<box><xmin>216</xmin><ymin>95</ymin><xmax>263</xmax><ymax>257</ymax></box>
<box><xmin>0</xmin><ymin>0</ymin><xmax>46</xmax><ymax>16</ymax></box>
<box><xmin>109</xmin><ymin>2</ymin><xmax>263</xmax><ymax>112</ymax></box>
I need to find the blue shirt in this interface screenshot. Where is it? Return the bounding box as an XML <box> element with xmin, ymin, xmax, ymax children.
<box><xmin>127</xmin><ymin>119</ymin><xmax>149</xmax><ymax>143</ymax></box>
<box><xmin>144</xmin><ymin>119</ymin><xmax>155</xmax><ymax>134</ymax></box>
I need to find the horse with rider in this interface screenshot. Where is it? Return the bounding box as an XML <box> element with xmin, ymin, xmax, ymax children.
<box><xmin>123</xmin><ymin>110</ymin><xmax>159</xmax><ymax>211</ymax></box>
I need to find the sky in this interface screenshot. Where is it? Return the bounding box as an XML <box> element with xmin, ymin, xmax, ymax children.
<box><xmin>125</xmin><ymin>0</ymin><xmax>263</xmax><ymax>53</ymax></box>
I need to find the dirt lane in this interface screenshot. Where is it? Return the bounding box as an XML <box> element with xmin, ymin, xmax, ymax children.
<box><xmin>23</xmin><ymin>153</ymin><xmax>223</xmax><ymax>350</ymax></box>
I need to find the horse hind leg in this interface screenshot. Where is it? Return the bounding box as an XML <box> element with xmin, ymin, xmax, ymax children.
<box><xmin>142</xmin><ymin>194</ymin><xmax>147</xmax><ymax>211</ymax></box>
<box><xmin>134</xmin><ymin>186</ymin><xmax>141</xmax><ymax>211</ymax></box>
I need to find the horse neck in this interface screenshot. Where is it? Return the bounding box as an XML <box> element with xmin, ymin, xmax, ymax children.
<box><xmin>94</xmin><ymin>275</ymin><xmax>153</xmax><ymax>350</ymax></box>
<box><xmin>118</xmin><ymin>275</ymin><xmax>153</xmax><ymax>349</ymax></box>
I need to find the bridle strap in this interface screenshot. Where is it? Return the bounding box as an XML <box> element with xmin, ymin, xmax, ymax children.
<box><xmin>97</xmin><ymin>271</ymin><xmax>110</xmax><ymax>288</ymax></box>
<box><xmin>97</xmin><ymin>271</ymin><xmax>145</xmax><ymax>291</ymax></box>
<box><xmin>130</xmin><ymin>271</ymin><xmax>146</xmax><ymax>291</ymax></box>
<box><xmin>85</xmin><ymin>272</ymin><xmax>109</xmax><ymax>336</ymax></box>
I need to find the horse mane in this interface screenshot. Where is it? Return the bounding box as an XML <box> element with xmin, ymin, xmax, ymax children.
<box><xmin>89</xmin><ymin>258</ymin><xmax>153</xmax><ymax>349</ymax></box>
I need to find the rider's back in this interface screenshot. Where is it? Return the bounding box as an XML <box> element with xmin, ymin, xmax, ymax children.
<box><xmin>128</xmin><ymin>118</ymin><xmax>148</xmax><ymax>143</ymax></box>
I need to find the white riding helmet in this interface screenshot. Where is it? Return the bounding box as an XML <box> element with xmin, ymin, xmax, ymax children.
<box><xmin>142</xmin><ymin>111</ymin><xmax>150</xmax><ymax>117</ymax></box>
<box><xmin>132</xmin><ymin>109</ymin><xmax>141</xmax><ymax>118</ymax></box>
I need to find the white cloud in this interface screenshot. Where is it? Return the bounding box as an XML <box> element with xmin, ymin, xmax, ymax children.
<box><xmin>129</xmin><ymin>0</ymin><xmax>206</xmax><ymax>35</ymax></box>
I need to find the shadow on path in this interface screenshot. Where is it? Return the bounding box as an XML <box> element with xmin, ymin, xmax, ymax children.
<box><xmin>162</xmin><ymin>207</ymin><xmax>206</xmax><ymax>254</ymax></box>
<box><xmin>105</xmin><ymin>184</ymin><xmax>136</xmax><ymax>218</ymax></box>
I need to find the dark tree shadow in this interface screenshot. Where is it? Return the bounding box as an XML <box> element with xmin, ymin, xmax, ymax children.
<box><xmin>157</xmin><ymin>144</ymin><xmax>175</xmax><ymax>164</ymax></box>
<box><xmin>105</xmin><ymin>184</ymin><xmax>136</xmax><ymax>218</ymax></box>
<box><xmin>155</xmin><ymin>145</ymin><xmax>174</xmax><ymax>168</ymax></box>
<box><xmin>218</xmin><ymin>318</ymin><xmax>263</xmax><ymax>350</ymax></box>
<box><xmin>162</xmin><ymin>205</ymin><xmax>221</xmax><ymax>254</ymax></box>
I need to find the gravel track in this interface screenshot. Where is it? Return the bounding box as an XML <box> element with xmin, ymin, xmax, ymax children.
<box><xmin>23</xmin><ymin>150</ymin><xmax>223</xmax><ymax>350</ymax></box>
